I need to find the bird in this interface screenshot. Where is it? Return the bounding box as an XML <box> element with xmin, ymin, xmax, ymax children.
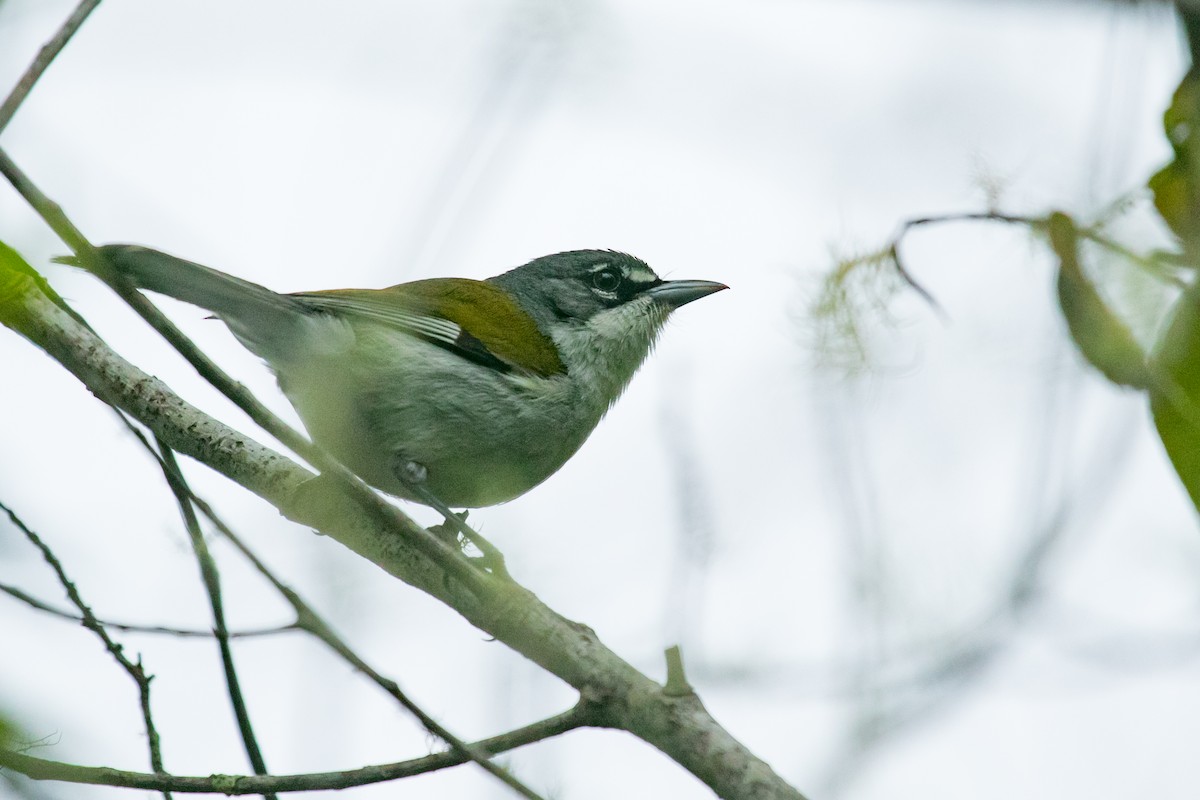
<box><xmin>70</xmin><ymin>245</ymin><xmax>727</xmax><ymax>512</ymax></box>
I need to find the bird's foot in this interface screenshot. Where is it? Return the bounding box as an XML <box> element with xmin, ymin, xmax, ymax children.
<box><xmin>427</xmin><ymin>510</ymin><xmax>468</xmax><ymax>544</ymax></box>
<box><xmin>394</xmin><ymin>457</ymin><xmax>510</xmax><ymax>580</ymax></box>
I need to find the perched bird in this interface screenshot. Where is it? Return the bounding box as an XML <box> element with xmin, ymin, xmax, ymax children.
<box><xmin>76</xmin><ymin>245</ymin><xmax>726</xmax><ymax>510</ymax></box>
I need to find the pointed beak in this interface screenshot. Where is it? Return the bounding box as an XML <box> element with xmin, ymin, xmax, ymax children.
<box><xmin>645</xmin><ymin>279</ymin><xmax>729</xmax><ymax>309</ymax></box>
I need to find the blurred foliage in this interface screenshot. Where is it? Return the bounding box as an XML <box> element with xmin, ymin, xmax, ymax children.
<box><xmin>0</xmin><ymin>713</ymin><xmax>40</xmax><ymax>800</ymax></box>
<box><xmin>1048</xmin><ymin>211</ymin><xmax>1153</xmax><ymax>388</ymax></box>
<box><xmin>811</xmin><ymin>37</ymin><xmax>1200</xmax><ymax>514</ymax></box>
<box><xmin>811</xmin><ymin>0</ymin><xmax>1200</xmax><ymax>517</ymax></box>
<box><xmin>1148</xmin><ymin>8</ymin><xmax>1200</xmax><ymax>515</ymax></box>
<box><xmin>1150</xmin><ymin>274</ymin><xmax>1200</xmax><ymax>510</ymax></box>
<box><xmin>807</xmin><ymin>244</ymin><xmax>909</xmax><ymax>374</ymax></box>
<box><xmin>1149</xmin><ymin>70</ymin><xmax>1200</xmax><ymax>253</ymax></box>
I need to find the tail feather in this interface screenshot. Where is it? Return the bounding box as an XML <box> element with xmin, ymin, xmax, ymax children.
<box><xmin>101</xmin><ymin>244</ymin><xmax>301</xmax><ymax>317</ymax></box>
<box><xmin>57</xmin><ymin>244</ymin><xmax>311</xmax><ymax>359</ymax></box>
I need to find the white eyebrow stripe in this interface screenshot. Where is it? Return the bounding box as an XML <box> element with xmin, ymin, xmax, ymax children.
<box><xmin>588</xmin><ymin>262</ymin><xmax>659</xmax><ymax>281</ymax></box>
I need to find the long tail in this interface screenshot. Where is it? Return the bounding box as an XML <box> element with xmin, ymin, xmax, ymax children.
<box><xmin>56</xmin><ymin>245</ymin><xmax>311</xmax><ymax>357</ymax></box>
<box><xmin>65</xmin><ymin>244</ymin><xmax>305</xmax><ymax>319</ymax></box>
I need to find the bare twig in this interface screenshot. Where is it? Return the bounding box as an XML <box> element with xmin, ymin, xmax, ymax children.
<box><xmin>0</xmin><ymin>0</ymin><xmax>102</xmax><ymax>135</ymax></box>
<box><xmin>0</xmin><ymin>703</ymin><xmax>595</xmax><ymax>794</ymax></box>
<box><xmin>887</xmin><ymin>211</ymin><xmax>1038</xmax><ymax>315</ymax></box>
<box><xmin>0</xmin><ymin>142</ymin><xmax>540</xmax><ymax>797</ymax></box>
<box><xmin>0</xmin><ymin>145</ymin><xmax>489</xmax><ymax>595</ymax></box>
<box><xmin>894</xmin><ymin>210</ymin><xmax>1037</xmax><ymax>233</ymax></box>
<box><xmin>887</xmin><ymin>208</ymin><xmax>1185</xmax><ymax>298</ymax></box>
<box><xmin>1</xmin><ymin>171</ymin><xmax>808</xmax><ymax>800</ymax></box>
<box><xmin>101</xmin><ymin>404</ymin><xmax>548</xmax><ymax>798</ymax></box>
<box><xmin>662</xmin><ymin>646</ymin><xmax>694</xmax><ymax>697</ymax></box>
<box><xmin>0</xmin><ymin>501</ymin><xmax>171</xmax><ymax>799</ymax></box>
<box><xmin>1079</xmin><ymin>228</ymin><xmax>1189</xmax><ymax>287</ymax></box>
<box><xmin>141</xmin><ymin>430</ymin><xmax>547</xmax><ymax>800</ymax></box>
<box><xmin>156</xmin><ymin>441</ymin><xmax>275</xmax><ymax>799</ymax></box>
<box><xmin>286</xmin><ymin>599</ymin><xmax>550</xmax><ymax>800</ymax></box>
<box><xmin>0</xmin><ymin>581</ymin><xmax>294</xmax><ymax>639</ymax></box>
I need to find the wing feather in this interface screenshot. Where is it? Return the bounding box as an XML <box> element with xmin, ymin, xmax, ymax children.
<box><xmin>292</xmin><ymin>279</ymin><xmax>566</xmax><ymax>378</ymax></box>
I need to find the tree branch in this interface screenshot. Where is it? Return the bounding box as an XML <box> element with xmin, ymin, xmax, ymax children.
<box><xmin>0</xmin><ymin>501</ymin><xmax>171</xmax><ymax>799</ymax></box>
<box><xmin>0</xmin><ymin>581</ymin><xmax>295</xmax><ymax>638</ymax></box>
<box><xmin>0</xmin><ymin>6</ymin><xmax>803</xmax><ymax>793</ymax></box>
<box><xmin>0</xmin><ymin>0</ymin><xmax>102</xmax><ymax>135</ymax></box>
<box><xmin>143</xmin><ymin>426</ymin><xmax>547</xmax><ymax>800</ymax></box>
<box><xmin>0</xmin><ymin>704</ymin><xmax>592</xmax><ymax>794</ymax></box>
<box><xmin>0</xmin><ymin>146</ymin><xmax>494</xmax><ymax>597</ymax></box>
<box><xmin>0</xmin><ymin>201</ymin><xmax>805</xmax><ymax>800</ymax></box>
<box><xmin>156</xmin><ymin>442</ymin><xmax>275</xmax><ymax>799</ymax></box>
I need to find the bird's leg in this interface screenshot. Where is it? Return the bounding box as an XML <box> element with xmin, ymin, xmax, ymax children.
<box><xmin>426</xmin><ymin>510</ymin><xmax>466</xmax><ymax>545</ymax></box>
<box><xmin>395</xmin><ymin>458</ymin><xmax>509</xmax><ymax>579</ymax></box>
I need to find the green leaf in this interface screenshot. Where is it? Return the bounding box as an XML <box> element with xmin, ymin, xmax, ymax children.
<box><xmin>1150</xmin><ymin>70</ymin><xmax>1200</xmax><ymax>253</ymax></box>
<box><xmin>1048</xmin><ymin>211</ymin><xmax>1151</xmax><ymax>389</ymax></box>
<box><xmin>1150</xmin><ymin>270</ymin><xmax>1200</xmax><ymax>513</ymax></box>
<box><xmin>0</xmin><ymin>240</ymin><xmax>69</xmax><ymax>312</ymax></box>
<box><xmin>0</xmin><ymin>240</ymin><xmax>91</xmax><ymax>331</ymax></box>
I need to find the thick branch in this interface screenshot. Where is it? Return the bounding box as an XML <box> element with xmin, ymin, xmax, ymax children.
<box><xmin>0</xmin><ymin>146</ymin><xmax>490</xmax><ymax>594</ymax></box>
<box><xmin>0</xmin><ymin>259</ymin><xmax>804</xmax><ymax>799</ymax></box>
<box><xmin>143</xmin><ymin>427</ymin><xmax>545</xmax><ymax>800</ymax></box>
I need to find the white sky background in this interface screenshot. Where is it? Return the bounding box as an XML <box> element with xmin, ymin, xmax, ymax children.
<box><xmin>0</xmin><ymin>1</ymin><xmax>1197</xmax><ymax>798</ymax></box>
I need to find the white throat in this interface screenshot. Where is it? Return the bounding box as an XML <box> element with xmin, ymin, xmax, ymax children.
<box><xmin>550</xmin><ymin>298</ymin><xmax>669</xmax><ymax>413</ymax></box>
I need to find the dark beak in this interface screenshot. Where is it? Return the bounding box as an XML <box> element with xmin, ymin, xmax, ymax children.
<box><xmin>645</xmin><ymin>279</ymin><xmax>729</xmax><ymax>309</ymax></box>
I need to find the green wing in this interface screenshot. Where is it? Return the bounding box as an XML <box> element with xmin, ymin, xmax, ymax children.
<box><xmin>293</xmin><ymin>278</ymin><xmax>566</xmax><ymax>378</ymax></box>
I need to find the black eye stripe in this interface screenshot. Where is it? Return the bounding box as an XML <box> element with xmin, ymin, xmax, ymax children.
<box><xmin>585</xmin><ymin>266</ymin><xmax>662</xmax><ymax>306</ymax></box>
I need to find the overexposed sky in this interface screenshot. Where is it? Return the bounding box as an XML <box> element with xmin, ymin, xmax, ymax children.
<box><xmin>1</xmin><ymin>2</ymin><xmax>1197</xmax><ymax>799</ymax></box>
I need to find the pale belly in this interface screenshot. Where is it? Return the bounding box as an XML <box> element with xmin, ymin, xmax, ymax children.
<box><xmin>274</xmin><ymin>328</ymin><xmax>602</xmax><ymax>508</ymax></box>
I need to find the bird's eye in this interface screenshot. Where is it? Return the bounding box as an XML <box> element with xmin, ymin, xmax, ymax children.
<box><xmin>591</xmin><ymin>269</ymin><xmax>621</xmax><ymax>293</ymax></box>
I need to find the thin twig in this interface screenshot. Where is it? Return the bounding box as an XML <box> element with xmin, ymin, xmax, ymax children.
<box><xmin>885</xmin><ymin>242</ymin><xmax>946</xmax><ymax>318</ymax></box>
<box><xmin>1078</xmin><ymin>228</ymin><xmax>1189</xmax><ymax>287</ymax></box>
<box><xmin>881</xmin><ymin>208</ymin><xmax>1191</xmax><ymax>320</ymax></box>
<box><xmin>0</xmin><ymin>147</ymin><xmax>551</xmax><ymax>793</ymax></box>
<box><xmin>2</xmin><ymin>238</ymin><xmax>809</xmax><ymax>800</ymax></box>
<box><xmin>888</xmin><ymin>211</ymin><xmax>1038</xmax><ymax>315</ymax></box>
<box><xmin>0</xmin><ymin>582</ymin><xmax>295</xmax><ymax>639</ymax></box>
<box><xmin>155</xmin><ymin>441</ymin><xmax>275</xmax><ymax>799</ymax></box>
<box><xmin>0</xmin><ymin>500</ymin><xmax>172</xmax><ymax>800</ymax></box>
<box><xmin>136</xmin><ymin>427</ymin><xmax>548</xmax><ymax>800</ymax></box>
<box><xmin>0</xmin><ymin>703</ymin><xmax>594</xmax><ymax>794</ymax></box>
<box><xmin>890</xmin><ymin>209</ymin><xmax>1188</xmax><ymax>288</ymax></box>
<box><xmin>288</xmin><ymin>602</ymin><xmax>549</xmax><ymax>800</ymax></box>
<box><xmin>229</xmin><ymin>538</ymin><xmax>548</xmax><ymax>799</ymax></box>
<box><xmin>897</xmin><ymin>211</ymin><xmax>1037</xmax><ymax>231</ymax></box>
<box><xmin>0</xmin><ymin>145</ymin><xmax>489</xmax><ymax>596</ymax></box>
<box><xmin>0</xmin><ymin>0</ymin><xmax>102</xmax><ymax>135</ymax></box>
<box><xmin>662</xmin><ymin>646</ymin><xmax>694</xmax><ymax>697</ymax></box>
